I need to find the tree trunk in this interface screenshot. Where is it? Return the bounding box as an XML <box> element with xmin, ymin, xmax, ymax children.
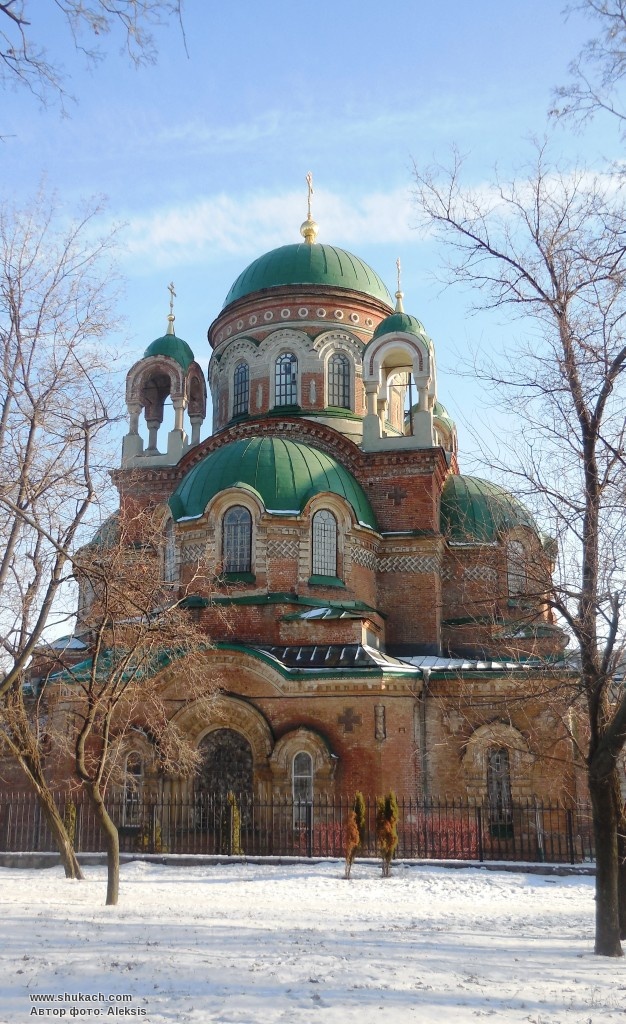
<box><xmin>85</xmin><ymin>783</ymin><xmax>120</xmax><ymax>905</ymax></box>
<box><xmin>589</xmin><ymin>769</ymin><xmax>623</xmax><ymax>956</ymax></box>
<box><xmin>617</xmin><ymin>795</ymin><xmax>626</xmax><ymax>940</ymax></box>
<box><xmin>34</xmin><ymin>783</ymin><xmax>84</xmax><ymax>880</ymax></box>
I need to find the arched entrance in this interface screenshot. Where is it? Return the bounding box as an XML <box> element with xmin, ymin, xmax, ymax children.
<box><xmin>197</xmin><ymin>728</ymin><xmax>254</xmax><ymax>800</ymax></box>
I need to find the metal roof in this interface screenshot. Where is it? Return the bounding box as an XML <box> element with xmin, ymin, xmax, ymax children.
<box><xmin>222</xmin><ymin>243</ymin><xmax>393</xmax><ymax>309</ymax></box>
<box><xmin>169</xmin><ymin>436</ymin><xmax>378</xmax><ymax>529</ymax></box>
<box><xmin>398</xmin><ymin>654</ymin><xmax>551</xmax><ymax>673</ymax></box>
<box><xmin>440</xmin><ymin>474</ymin><xmax>538</xmax><ymax>544</ymax></box>
<box><xmin>143</xmin><ymin>333</ymin><xmax>195</xmax><ymax>371</ymax></box>
<box><xmin>254</xmin><ymin>643</ymin><xmax>416</xmax><ymax>673</ymax></box>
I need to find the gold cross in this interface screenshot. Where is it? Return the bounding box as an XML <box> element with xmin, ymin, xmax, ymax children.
<box><xmin>396</xmin><ymin>257</ymin><xmax>402</xmax><ymax>293</ymax></box>
<box><xmin>168</xmin><ymin>281</ymin><xmax>176</xmax><ymax>316</ymax></box>
<box><xmin>306</xmin><ymin>172</ymin><xmax>314</xmax><ymax>220</ymax></box>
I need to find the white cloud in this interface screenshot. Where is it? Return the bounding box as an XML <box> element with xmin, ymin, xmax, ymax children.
<box><xmin>121</xmin><ymin>185</ymin><xmax>421</xmax><ymax>272</ymax></box>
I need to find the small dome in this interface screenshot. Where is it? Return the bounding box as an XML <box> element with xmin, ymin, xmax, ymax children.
<box><xmin>433</xmin><ymin>401</ymin><xmax>456</xmax><ymax>431</ymax></box>
<box><xmin>222</xmin><ymin>243</ymin><xmax>393</xmax><ymax>309</ymax></box>
<box><xmin>372</xmin><ymin>311</ymin><xmax>429</xmax><ymax>341</ymax></box>
<box><xmin>406</xmin><ymin>400</ymin><xmax>456</xmax><ymax>429</ymax></box>
<box><xmin>169</xmin><ymin>436</ymin><xmax>377</xmax><ymax>529</ymax></box>
<box><xmin>144</xmin><ymin>334</ymin><xmax>195</xmax><ymax>371</ymax></box>
<box><xmin>440</xmin><ymin>475</ymin><xmax>538</xmax><ymax>543</ymax></box>
<box><xmin>87</xmin><ymin>512</ymin><xmax>119</xmax><ymax>549</ymax></box>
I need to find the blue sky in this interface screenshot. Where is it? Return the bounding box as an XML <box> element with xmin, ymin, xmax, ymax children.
<box><xmin>1</xmin><ymin>0</ymin><xmax>618</xmax><ymax>461</ymax></box>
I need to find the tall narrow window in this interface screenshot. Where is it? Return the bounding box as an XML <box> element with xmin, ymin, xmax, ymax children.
<box><xmin>275</xmin><ymin>352</ymin><xmax>298</xmax><ymax>406</ymax></box>
<box><xmin>487</xmin><ymin>747</ymin><xmax>513</xmax><ymax>835</ymax></box>
<box><xmin>507</xmin><ymin>539</ymin><xmax>527</xmax><ymax>597</ymax></box>
<box><xmin>293</xmin><ymin>751</ymin><xmax>313</xmax><ymax>825</ymax></box>
<box><xmin>312</xmin><ymin>509</ymin><xmax>337</xmax><ymax>577</ymax></box>
<box><xmin>328</xmin><ymin>353</ymin><xmax>350</xmax><ymax>409</ymax></box>
<box><xmin>123</xmin><ymin>753</ymin><xmax>143</xmax><ymax>826</ymax></box>
<box><xmin>233</xmin><ymin>361</ymin><xmax>249</xmax><ymax>417</ymax></box>
<box><xmin>163</xmin><ymin>519</ymin><xmax>177</xmax><ymax>583</ymax></box>
<box><xmin>222</xmin><ymin>505</ymin><xmax>252</xmax><ymax>573</ymax></box>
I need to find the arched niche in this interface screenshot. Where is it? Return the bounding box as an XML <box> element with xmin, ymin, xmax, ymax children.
<box><xmin>123</xmin><ymin>354</ymin><xmax>207</xmax><ymax>465</ymax></box>
<box><xmin>269</xmin><ymin>727</ymin><xmax>337</xmax><ymax>798</ymax></box>
<box><xmin>361</xmin><ymin>332</ymin><xmax>436</xmax><ymax>448</ymax></box>
<box><xmin>461</xmin><ymin>721</ymin><xmax>533</xmax><ymax>801</ymax></box>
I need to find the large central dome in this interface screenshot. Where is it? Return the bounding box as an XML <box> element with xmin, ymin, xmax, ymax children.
<box><xmin>169</xmin><ymin>436</ymin><xmax>378</xmax><ymax>529</ymax></box>
<box><xmin>222</xmin><ymin>243</ymin><xmax>393</xmax><ymax>309</ymax></box>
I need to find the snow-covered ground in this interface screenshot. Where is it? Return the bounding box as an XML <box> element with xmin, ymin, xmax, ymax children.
<box><xmin>1</xmin><ymin>859</ymin><xmax>624</xmax><ymax>1024</ymax></box>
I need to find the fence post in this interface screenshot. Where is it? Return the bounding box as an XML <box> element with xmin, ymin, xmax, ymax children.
<box><xmin>475</xmin><ymin>804</ymin><xmax>484</xmax><ymax>862</ymax></box>
<box><xmin>566</xmin><ymin>808</ymin><xmax>575</xmax><ymax>865</ymax></box>
<box><xmin>306</xmin><ymin>801</ymin><xmax>313</xmax><ymax>857</ymax></box>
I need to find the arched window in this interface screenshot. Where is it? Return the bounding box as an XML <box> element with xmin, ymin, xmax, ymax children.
<box><xmin>275</xmin><ymin>352</ymin><xmax>298</xmax><ymax>406</ymax></box>
<box><xmin>328</xmin><ymin>353</ymin><xmax>350</xmax><ymax>409</ymax></box>
<box><xmin>507</xmin><ymin>539</ymin><xmax>527</xmax><ymax>597</ymax></box>
<box><xmin>293</xmin><ymin>751</ymin><xmax>313</xmax><ymax>825</ymax></box>
<box><xmin>312</xmin><ymin>509</ymin><xmax>337</xmax><ymax>577</ymax></box>
<box><xmin>163</xmin><ymin>519</ymin><xmax>177</xmax><ymax>583</ymax></box>
<box><xmin>487</xmin><ymin>747</ymin><xmax>513</xmax><ymax>836</ymax></box>
<box><xmin>233</xmin><ymin>361</ymin><xmax>249</xmax><ymax>417</ymax></box>
<box><xmin>222</xmin><ymin>505</ymin><xmax>252</xmax><ymax>573</ymax></box>
<box><xmin>123</xmin><ymin>753</ymin><xmax>143</xmax><ymax>826</ymax></box>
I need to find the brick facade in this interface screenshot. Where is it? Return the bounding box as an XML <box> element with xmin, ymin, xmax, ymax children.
<box><xmin>6</xmin><ymin>233</ymin><xmax>578</xmax><ymax>810</ymax></box>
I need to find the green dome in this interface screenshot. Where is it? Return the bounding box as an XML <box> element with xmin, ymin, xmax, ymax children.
<box><xmin>406</xmin><ymin>400</ymin><xmax>456</xmax><ymax>430</ymax></box>
<box><xmin>144</xmin><ymin>333</ymin><xmax>195</xmax><ymax>371</ymax></box>
<box><xmin>169</xmin><ymin>436</ymin><xmax>377</xmax><ymax>529</ymax></box>
<box><xmin>433</xmin><ymin>401</ymin><xmax>456</xmax><ymax>431</ymax></box>
<box><xmin>222</xmin><ymin>243</ymin><xmax>393</xmax><ymax>309</ymax></box>
<box><xmin>85</xmin><ymin>512</ymin><xmax>119</xmax><ymax>550</ymax></box>
<box><xmin>372</xmin><ymin>311</ymin><xmax>428</xmax><ymax>340</ymax></box>
<box><xmin>440</xmin><ymin>475</ymin><xmax>538</xmax><ymax>543</ymax></box>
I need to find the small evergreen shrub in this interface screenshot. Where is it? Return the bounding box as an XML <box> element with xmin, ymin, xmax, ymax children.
<box><xmin>376</xmin><ymin>791</ymin><xmax>398</xmax><ymax>877</ymax></box>
<box><xmin>345</xmin><ymin>791</ymin><xmax>367</xmax><ymax>879</ymax></box>
<box><xmin>344</xmin><ymin>811</ymin><xmax>359</xmax><ymax>879</ymax></box>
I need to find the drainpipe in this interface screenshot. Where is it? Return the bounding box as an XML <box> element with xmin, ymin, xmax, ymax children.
<box><xmin>417</xmin><ymin>668</ymin><xmax>430</xmax><ymax>800</ymax></box>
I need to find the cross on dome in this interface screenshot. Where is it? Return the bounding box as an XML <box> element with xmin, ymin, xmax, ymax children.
<box><xmin>300</xmin><ymin>171</ymin><xmax>319</xmax><ymax>245</ymax></box>
<box><xmin>395</xmin><ymin>257</ymin><xmax>405</xmax><ymax>312</ymax></box>
<box><xmin>167</xmin><ymin>281</ymin><xmax>177</xmax><ymax>335</ymax></box>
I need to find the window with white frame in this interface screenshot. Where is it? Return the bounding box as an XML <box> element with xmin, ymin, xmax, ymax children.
<box><xmin>163</xmin><ymin>519</ymin><xmax>177</xmax><ymax>583</ymax></box>
<box><xmin>275</xmin><ymin>352</ymin><xmax>298</xmax><ymax>406</ymax></box>
<box><xmin>123</xmin><ymin>752</ymin><xmax>143</xmax><ymax>825</ymax></box>
<box><xmin>487</xmin><ymin>747</ymin><xmax>512</xmax><ymax>827</ymax></box>
<box><xmin>233</xmin><ymin>361</ymin><xmax>249</xmax><ymax>417</ymax></box>
<box><xmin>506</xmin><ymin>539</ymin><xmax>527</xmax><ymax>597</ymax></box>
<box><xmin>312</xmin><ymin>509</ymin><xmax>337</xmax><ymax>577</ymax></box>
<box><xmin>328</xmin><ymin>352</ymin><xmax>350</xmax><ymax>409</ymax></box>
<box><xmin>292</xmin><ymin>751</ymin><xmax>313</xmax><ymax>824</ymax></box>
<box><xmin>222</xmin><ymin>505</ymin><xmax>252</xmax><ymax>573</ymax></box>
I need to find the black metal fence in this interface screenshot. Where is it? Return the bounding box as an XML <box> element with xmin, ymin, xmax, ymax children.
<box><xmin>0</xmin><ymin>791</ymin><xmax>595</xmax><ymax>864</ymax></box>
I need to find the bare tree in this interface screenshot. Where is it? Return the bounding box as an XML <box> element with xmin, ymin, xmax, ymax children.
<box><xmin>553</xmin><ymin>1</ymin><xmax>626</xmax><ymax>135</ymax></box>
<box><xmin>0</xmin><ymin>1</ymin><xmax>185</xmax><ymax>108</ymax></box>
<box><xmin>413</xmin><ymin>144</ymin><xmax>626</xmax><ymax>956</ymax></box>
<box><xmin>0</xmin><ymin>190</ymin><xmax>120</xmax><ymax>879</ymax></box>
<box><xmin>47</xmin><ymin>508</ymin><xmax>222</xmax><ymax>905</ymax></box>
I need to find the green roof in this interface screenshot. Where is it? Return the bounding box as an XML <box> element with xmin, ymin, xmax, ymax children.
<box><xmin>407</xmin><ymin>400</ymin><xmax>456</xmax><ymax>431</ymax></box>
<box><xmin>169</xmin><ymin>436</ymin><xmax>378</xmax><ymax>529</ymax></box>
<box><xmin>433</xmin><ymin>401</ymin><xmax>455</xmax><ymax>431</ymax></box>
<box><xmin>440</xmin><ymin>475</ymin><xmax>538</xmax><ymax>543</ymax></box>
<box><xmin>144</xmin><ymin>333</ymin><xmax>195</xmax><ymax>371</ymax></box>
<box><xmin>222</xmin><ymin>243</ymin><xmax>393</xmax><ymax>309</ymax></box>
<box><xmin>372</xmin><ymin>311</ymin><xmax>429</xmax><ymax>341</ymax></box>
<box><xmin>88</xmin><ymin>512</ymin><xmax>119</xmax><ymax>549</ymax></box>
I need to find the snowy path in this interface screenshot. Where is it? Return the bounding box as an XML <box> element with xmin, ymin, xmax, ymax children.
<box><xmin>0</xmin><ymin>860</ymin><xmax>623</xmax><ymax>1023</ymax></box>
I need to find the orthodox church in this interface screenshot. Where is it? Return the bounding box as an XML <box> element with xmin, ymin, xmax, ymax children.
<box><xmin>42</xmin><ymin>185</ymin><xmax>579</xmax><ymax>809</ymax></box>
